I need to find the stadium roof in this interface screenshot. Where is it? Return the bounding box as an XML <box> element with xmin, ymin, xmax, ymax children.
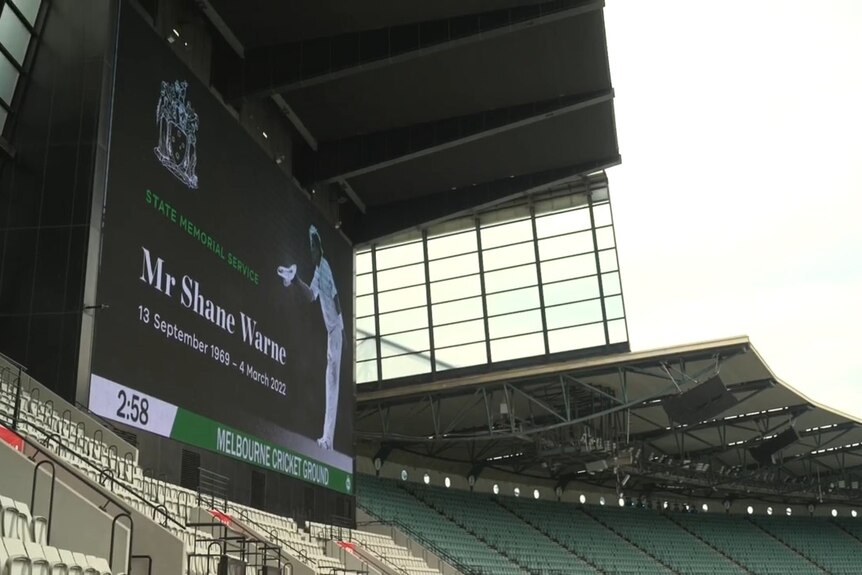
<box><xmin>356</xmin><ymin>336</ymin><xmax>862</xmax><ymax>504</ymax></box>
<box><xmin>204</xmin><ymin>0</ymin><xmax>620</xmax><ymax>243</ymax></box>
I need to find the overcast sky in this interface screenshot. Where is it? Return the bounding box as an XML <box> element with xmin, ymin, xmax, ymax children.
<box><xmin>604</xmin><ymin>1</ymin><xmax>862</xmax><ymax>417</ymax></box>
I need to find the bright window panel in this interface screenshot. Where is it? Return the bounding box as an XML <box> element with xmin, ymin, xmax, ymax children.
<box><xmin>355</xmin><ymin>316</ymin><xmax>376</xmax><ymax>338</ymax></box>
<box><xmin>0</xmin><ymin>5</ymin><xmax>29</xmax><ymax>64</ymax></box>
<box><xmin>428</xmin><ymin>252</ymin><xmax>479</xmax><ymax>281</ymax></box>
<box><xmin>548</xmin><ymin>323</ymin><xmax>606</xmax><ymax>353</ymax></box>
<box><xmin>378</xmin><ymin>307</ymin><xmax>428</xmax><ymax>335</ymax></box>
<box><xmin>488</xmin><ymin>309</ymin><xmax>542</xmax><ymax>339</ymax></box>
<box><xmin>381</xmin><ymin>354</ymin><xmax>431</xmax><ymax>379</ymax></box>
<box><xmin>601</xmin><ymin>272</ymin><xmax>621</xmax><ymax>296</ymax></box>
<box><xmin>0</xmin><ymin>53</ymin><xmax>18</xmax><ymax>104</ymax></box>
<box><xmin>11</xmin><ymin>0</ymin><xmax>40</xmax><ymax>25</ymax></box>
<box><xmin>604</xmin><ymin>294</ymin><xmax>625</xmax><ymax>320</ymax></box>
<box><xmin>490</xmin><ymin>333</ymin><xmax>545</xmax><ymax>362</ymax></box>
<box><xmin>436</xmin><ymin>342</ymin><xmax>487</xmax><ymax>371</ymax></box>
<box><xmin>376</xmin><ymin>262</ymin><xmax>425</xmax><ymax>291</ymax></box>
<box><xmin>380</xmin><ymin>329</ymin><xmax>430</xmax><ymax>357</ymax></box>
<box><xmin>356</xmin><ymin>360</ymin><xmax>379</xmax><ymax>384</ymax></box>
<box><xmin>377</xmin><ymin>284</ymin><xmax>427</xmax><ymax>314</ymax></box>
<box><xmin>486</xmin><ymin>286</ymin><xmax>539</xmax><ymax>316</ymax></box>
<box><xmin>593</xmin><ymin>203</ymin><xmax>613</xmax><ymax>227</ymax></box>
<box><xmin>540</xmin><ymin>253</ymin><xmax>596</xmax><ymax>283</ymax></box>
<box><xmin>608</xmin><ymin>318</ymin><xmax>628</xmax><ymax>344</ymax></box>
<box><xmin>432</xmin><ymin>296</ymin><xmax>484</xmax><ymax>325</ymax></box>
<box><xmin>483</xmin><ymin>263</ymin><xmax>538</xmax><ymax>294</ymax></box>
<box><xmin>427</xmin><ymin>229</ymin><xmax>477</xmax><ymax>260</ymax></box>
<box><xmin>535</xmin><ymin>207</ymin><xmax>592</xmax><ymax>238</ymax></box>
<box><xmin>538</xmin><ymin>230</ymin><xmax>595</xmax><ymax>261</ymax></box>
<box><xmin>545</xmin><ymin>299</ymin><xmax>603</xmax><ymax>330</ymax></box>
<box><xmin>481</xmin><ymin>241</ymin><xmax>535</xmax><ymax>272</ymax></box>
<box><xmin>356</xmin><ymin>338</ymin><xmax>377</xmax><ymax>362</ymax></box>
<box><xmin>355</xmin><ymin>294</ymin><xmax>375</xmax><ymax>318</ymax></box>
<box><xmin>542</xmin><ymin>276</ymin><xmax>600</xmax><ymax>307</ymax></box>
<box><xmin>434</xmin><ymin>319</ymin><xmax>486</xmax><ymax>348</ymax></box>
<box><xmin>429</xmin><ymin>274</ymin><xmax>482</xmax><ymax>303</ymax></box>
<box><xmin>480</xmin><ymin>218</ymin><xmax>533</xmax><ymax>249</ymax></box>
<box><xmin>375</xmin><ymin>241</ymin><xmax>424</xmax><ymax>270</ymax></box>
<box><xmin>355</xmin><ymin>251</ymin><xmax>373</xmax><ymax>275</ymax></box>
<box><xmin>598</xmin><ymin>249</ymin><xmax>619</xmax><ymax>273</ymax></box>
<box><xmin>595</xmin><ymin>226</ymin><xmax>615</xmax><ymax>250</ymax></box>
<box><xmin>355</xmin><ymin>273</ymin><xmax>374</xmax><ymax>296</ymax></box>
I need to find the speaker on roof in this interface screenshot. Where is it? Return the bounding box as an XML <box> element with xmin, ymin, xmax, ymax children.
<box><xmin>661</xmin><ymin>375</ymin><xmax>738</xmax><ymax>425</ymax></box>
<box><xmin>585</xmin><ymin>459</ymin><xmax>609</xmax><ymax>473</ymax></box>
<box><xmin>749</xmin><ymin>427</ymin><xmax>800</xmax><ymax>466</ymax></box>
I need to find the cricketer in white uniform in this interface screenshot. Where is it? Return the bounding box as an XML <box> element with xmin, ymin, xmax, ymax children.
<box><xmin>277</xmin><ymin>225</ymin><xmax>343</xmax><ymax>450</ymax></box>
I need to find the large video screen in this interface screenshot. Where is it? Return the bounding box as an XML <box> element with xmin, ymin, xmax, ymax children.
<box><xmin>87</xmin><ymin>7</ymin><xmax>354</xmax><ymax>495</ymax></box>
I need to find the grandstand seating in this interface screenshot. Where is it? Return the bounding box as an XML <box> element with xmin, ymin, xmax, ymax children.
<box><xmin>357</xmin><ymin>474</ymin><xmax>862</xmax><ymax>575</ymax></box>
<box><xmin>585</xmin><ymin>505</ymin><xmax>741</xmax><ymax>574</ymax></box>
<box><xmin>0</xmin><ymin>494</ymin><xmax>114</xmax><ymax>575</ymax></box>
<box><xmin>673</xmin><ymin>511</ymin><xmax>824</xmax><ymax>574</ymax></box>
<box><xmin>751</xmin><ymin>515</ymin><xmax>857</xmax><ymax>574</ymax></box>
<box><xmin>504</xmin><ymin>497</ymin><xmax>673</xmax><ymax>575</ymax></box>
<box><xmin>357</xmin><ymin>476</ymin><xmax>526</xmax><ymax>575</ymax></box>
<box><xmin>1</xmin><ymin>370</ymin><xmax>443</xmax><ymax>575</ymax></box>
<box><xmin>328</xmin><ymin>526</ymin><xmax>442</xmax><ymax>575</ymax></box>
<box><xmin>6</xmin><ymin>367</ymin><xmax>862</xmax><ymax>575</ymax></box>
<box><xmin>407</xmin><ymin>482</ymin><xmax>600</xmax><ymax>574</ymax></box>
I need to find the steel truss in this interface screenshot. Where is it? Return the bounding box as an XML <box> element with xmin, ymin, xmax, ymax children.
<box><xmin>357</xmin><ymin>343</ymin><xmax>862</xmax><ymax>504</ymax></box>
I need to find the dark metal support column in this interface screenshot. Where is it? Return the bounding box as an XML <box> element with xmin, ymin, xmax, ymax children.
<box><xmin>475</xmin><ymin>219</ymin><xmax>493</xmax><ymax>364</ymax></box>
<box><xmin>421</xmin><ymin>230</ymin><xmax>436</xmax><ymax>373</ymax></box>
<box><xmin>370</xmin><ymin>246</ymin><xmax>383</xmax><ymax>382</ymax></box>
<box><xmin>587</xmin><ymin>185</ymin><xmax>610</xmax><ymax>345</ymax></box>
<box><xmin>530</xmin><ymin>206</ymin><xmax>551</xmax><ymax>355</ymax></box>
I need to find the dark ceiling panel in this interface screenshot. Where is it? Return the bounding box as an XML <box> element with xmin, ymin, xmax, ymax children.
<box><xmin>279</xmin><ymin>12</ymin><xmax>610</xmax><ymax>141</ymax></box>
<box><xmin>207</xmin><ymin>0</ymin><xmax>556</xmax><ymax>47</ymax></box>
<box><xmin>346</xmin><ymin>100</ymin><xmax>618</xmax><ymax>205</ymax></box>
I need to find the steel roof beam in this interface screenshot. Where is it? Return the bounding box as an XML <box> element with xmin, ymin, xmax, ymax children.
<box><xmin>316</xmin><ymin>90</ymin><xmax>614</xmax><ymax>185</ymax></box>
<box><xmin>348</xmin><ymin>161</ymin><xmax>618</xmax><ymax>243</ymax></box>
<box><xmin>232</xmin><ymin>0</ymin><xmax>605</xmax><ymax>99</ymax></box>
<box><xmin>297</xmin><ymin>91</ymin><xmax>612</xmax><ymax>184</ymax></box>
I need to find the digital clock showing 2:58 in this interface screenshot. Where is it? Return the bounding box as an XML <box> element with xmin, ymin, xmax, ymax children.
<box><xmin>115</xmin><ymin>389</ymin><xmax>150</xmax><ymax>424</ymax></box>
<box><xmin>88</xmin><ymin>375</ymin><xmax>179</xmax><ymax>437</ymax></box>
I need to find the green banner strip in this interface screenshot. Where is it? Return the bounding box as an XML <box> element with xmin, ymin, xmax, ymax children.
<box><xmin>169</xmin><ymin>407</ymin><xmax>353</xmax><ymax>495</ymax></box>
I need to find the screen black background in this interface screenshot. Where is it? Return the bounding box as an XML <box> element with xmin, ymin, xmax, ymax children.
<box><xmin>89</xmin><ymin>7</ymin><xmax>354</xmax><ymax>460</ymax></box>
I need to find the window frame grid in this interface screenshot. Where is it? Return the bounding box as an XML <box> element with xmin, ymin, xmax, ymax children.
<box><xmin>0</xmin><ymin>0</ymin><xmax>44</xmax><ymax>147</ymax></box>
<box><xmin>357</xmin><ymin>189</ymin><xmax>627</xmax><ymax>383</ymax></box>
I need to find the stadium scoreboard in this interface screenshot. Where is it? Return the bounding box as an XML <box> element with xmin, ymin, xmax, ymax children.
<box><xmin>86</xmin><ymin>6</ymin><xmax>354</xmax><ymax>494</ymax></box>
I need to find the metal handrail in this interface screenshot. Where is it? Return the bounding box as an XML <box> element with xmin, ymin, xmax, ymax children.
<box><xmin>22</xmin><ymin>416</ymin><xmax>186</xmax><ymax>531</ymax></box>
<box><xmin>17</xmin><ymin>433</ymin><xmax>139</xmax><ymax>574</ymax></box>
<box><xmin>357</xmin><ymin>505</ymin><xmax>477</xmax><ymax>575</ymax></box>
<box><xmin>30</xmin><ymin>459</ymin><xmax>56</xmax><ymax>544</ymax></box>
<box><xmin>230</xmin><ymin>504</ymin><xmax>313</xmax><ymax>566</ymax></box>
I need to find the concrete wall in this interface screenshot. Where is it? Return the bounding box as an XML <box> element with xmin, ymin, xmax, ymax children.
<box><xmin>0</xmin><ymin>440</ymin><xmax>130</xmax><ymax>570</ymax></box>
<box><xmin>0</xmin><ymin>438</ymin><xmax>186</xmax><ymax>574</ymax></box>
<box><xmin>325</xmin><ymin>539</ymin><xmax>387</xmax><ymax>575</ymax></box>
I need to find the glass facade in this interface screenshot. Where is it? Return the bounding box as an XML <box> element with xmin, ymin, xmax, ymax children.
<box><xmin>0</xmin><ymin>0</ymin><xmax>40</xmax><ymax>134</ymax></box>
<box><xmin>355</xmin><ymin>175</ymin><xmax>627</xmax><ymax>383</ymax></box>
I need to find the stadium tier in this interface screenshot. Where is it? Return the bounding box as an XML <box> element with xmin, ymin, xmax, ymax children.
<box><xmin>504</xmin><ymin>498</ymin><xmax>674</xmax><ymax>574</ymax></box>
<box><xmin>5</xmin><ymin>364</ymin><xmax>862</xmax><ymax>574</ymax></box>
<box><xmin>0</xmin><ymin>365</ymin><xmax>457</xmax><ymax>575</ymax></box>
<box><xmin>356</xmin><ymin>474</ymin><xmax>862</xmax><ymax>575</ymax></box>
<box><xmin>749</xmin><ymin>516</ymin><xmax>858</xmax><ymax>574</ymax></box>
<box><xmin>584</xmin><ymin>505</ymin><xmax>741</xmax><ymax>574</ymax></box>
